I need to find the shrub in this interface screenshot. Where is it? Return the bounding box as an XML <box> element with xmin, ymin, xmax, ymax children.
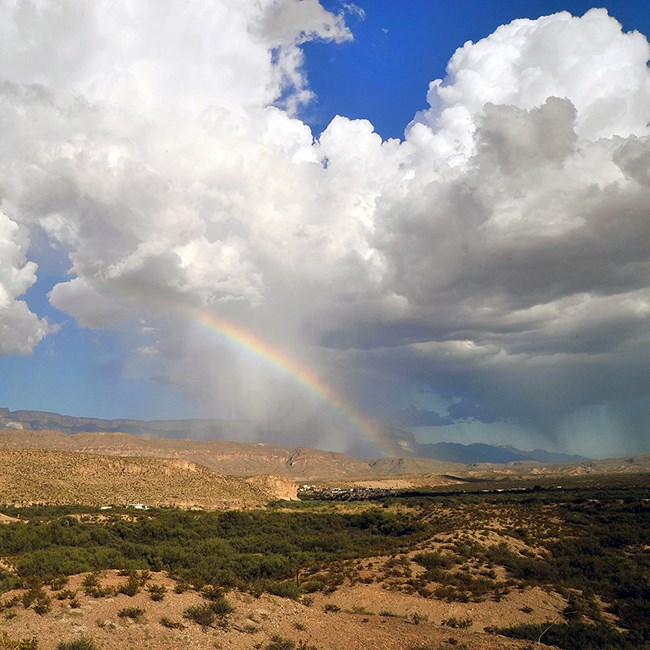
<box><xmin>56</xmin><ymin>638</ymin><xmax>99</xmax><ymax>650</ymax></box>
<box><xmin>1</xmin><ymin>596</ymin><xmax>19</xmax><ymax>609</ymax></box>
<box><xmin>441</xmin><ymin>617</ymin><xmax>472</xmax><ymax>629</ymax></box>
<box><xmin>265</xmin><ymin>637</ymin><xmax>295</xmax><ymax>650</ymax></box>
<box><xmin>183</xmin><ymin>599</ymin><xmax>233</xmax><ymax>629</ymax></box>
<box><xmin>173</xmin><ymin>581</ymin><xmax>190</xmax><ymax>594</ymax></box>
<box><xmin>21</xmin><ymin>587</ymin><xmax>49</xmax><ymax>612</ymax></box>
<box><xmin>200</xmin><ymin>585</ymin><xmax>223</xmax><ymax>600</ymax></box>
<box><xmin>117</xmin><ymin>607</ymin><xmax>144</xmax><ymax>621</ymax></box>
<box><xmin>410</xmin><ymin>612</ymin><xmax>429</xmax><ymax>625</ymax></box>
<box><xmin>267</xmin><ymin>581</ymin><xmax>302</xmax><ymax>600</ymax></box>
<box><xmin>81</xmin><ymin>573</ymin><xmax>101</xmax><ymax>588</ymax></box>
<box><xmin>413</xmin><ymin>552</ymin><xmax>453</xmax><ymax>571</ymax></box>
<box><xmin>118</xmin><ymin>574</ymin><xmax>140</xmax><ymax>597</ymax></box>
<box><xmin>493</xmin><ymin>621</ymin><xmax>641</xmax><ymax>650</ymax></box>
<box><xmin>148</xmin><ymin>584</ymin><xmax>167</xmax><ymax>601</ymax></box>
<box><xmin>183</xmin><ymin>603</ymin><xmax>217</xmax><ymax>628</ymax></box>
<box><xmin>0</xmin><ymin>631</ymin><xmax>38</xmax><ymax>649</ymax></box>
<box><xmin>159</xmin><ymin>616</ymin><xmax>184</xmax><ymax>630</ymax></box>
<box><xmin>84</xmin><ymin>585</ymin><xmax>115</xmax><ymax>598</ymax></box>
<box><xmin>55</xmin><ymin>590</ymin><xmax>77</xmax><ymax>601</ymax></box>
<box><xmin>323</xmin><ymin>603</ymin><xmax>340</xmax><ymax>613</ymax></box>
<box><xmin>32</xmin><ymin>595</ymin><xmax>51</xmax><ymax>616</ymax></box>
<box><xmin>49</xmin><ymin>577</ymin><xmax>68</xmax><ymax>591</ymax></box>
<box><xmin>438</xmin><ymin>641</ymin><xmax>469</xmax><ymax>650</ymax></box>
<box><xmin>208</xmin><ymin>595</ymin><xmax>234</xmax><ymax>616</ymax></box>
<box><xmin>0</xmin><ymin>570</ymin><xmax>18</xmax><ymax>595</ymax></box>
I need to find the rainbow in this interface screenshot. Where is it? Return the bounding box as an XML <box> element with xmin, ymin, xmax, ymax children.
<box><xmin>192</xmin><ymin>308</ymin><xmax>389</xmax><ymax>453</ymax></box>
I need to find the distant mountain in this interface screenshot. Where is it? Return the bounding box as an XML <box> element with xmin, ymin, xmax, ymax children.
<box><xmin>378</xmin><ymin>427</ymin><xmax>588</xmax><ymax>464</ymax></box>
<box><xmin>0</xmin><ymin>407</ymin><xmax>258</xmax><ymax>439</ymax></box>
<box><xmin>0</xmin><ymin>407</ymin><xmax>587</xmax><ymax>465</ymax></box>
<box><xmin>418</xmin><ymin>442</ymin><xmax>587</xmax><ymax>464</ymax></box>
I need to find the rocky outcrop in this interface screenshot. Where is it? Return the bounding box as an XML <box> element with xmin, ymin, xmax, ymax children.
<box><xmin>246</xmin><ymin>474</ymin><xmax>298</xmax><ymax>500</ymax></box>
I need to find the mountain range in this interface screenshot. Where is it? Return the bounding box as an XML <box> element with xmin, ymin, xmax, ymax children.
<box><xmin>0</xmin><ymin>407</ymin><xmax>587</xmax><ymax>466</ymax></box>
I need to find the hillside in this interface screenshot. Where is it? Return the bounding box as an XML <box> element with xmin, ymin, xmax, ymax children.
<box><xmin>0</xmin><ymin>478</ymin><xmax>647</xmax><ymax>650</ymax></box>
<box><xmin>0</xmin><ymin>428</ymin><xmax>648</xmax><ymax>488</ymax></box>
<box><xmin>0</xmin><ymin>449</ymin><xmax>295</xmax><ymax>507</ymax></box>
<box><xmin>0</xmin><ymin>428</ymin><xmax>469</xmax><ymax>480</ymax></box>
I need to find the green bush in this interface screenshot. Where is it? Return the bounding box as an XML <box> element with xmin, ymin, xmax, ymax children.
<box><xmin>118</xmin><ymin>573</ymin><xmax>141</xmax><ymax>597</ymax></box>
<box><xmin>56</xmin><ymin>638</ymin><xmax>99</xmax><ymax>650</ymax></box>
<box><xmin>413</xmin><ymin>552</ymin><xmax>453</xmax><ymax>570</ymax></box>
<box><xmin>267</xmin><ymin>581</ymin><xmax>302</xmax><ymax>600</ymax></box>
<box><xmin>159</xmin><ymin>616</ymin><xmax>184</xmax><ymax>629</ymax></box>
<box><xmin>208</xmin><ymin>595</ymin><xmax>234</xmax><ymax>616</ymax></box>
<box><xmin>441</xmin><ymin>616</ymin><xmax>472</xmax><ymax>629</ymax></box>
<box><xmin>265</xmin><ymin>637</ymin><xmax>295</xmax><ymax>650</ymax></box>
<box><xmin>323</xmin><ymin>603</ymin><xmax>340</xmax><ymax>613</ymax></box>
<box><xmin>148</xmin><ymin>584</ymin><xmax>167</xmax><ymax>601</ymax></box>
<box><xmin>183</xmin><ymin>603</ymin><xmax>217</xmax><ymax>628</ymax></box>
<box><xmin>0</xmin><ymin>631</ymin><xmax>38</xmax><ymax>649</ymax></box>
<box><xmin>32</xmin><ymin>595</ymin><xmax>51</xmax><ymax>616</ymax></box>
<box><xmin>117</xmin><ymin>607</ymin><xmax>144</xmax><ymax>621</ymax></box>
<box><xmin>493</xmin><ymin>620</ymin><xmax>644</xmax><ymax>649</ymax></box>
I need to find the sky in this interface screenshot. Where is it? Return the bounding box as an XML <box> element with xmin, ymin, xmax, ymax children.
<box><xmin>1</xmin><ymin>0</ymin><xmax>650</xmax><ymax>459</ymax></box>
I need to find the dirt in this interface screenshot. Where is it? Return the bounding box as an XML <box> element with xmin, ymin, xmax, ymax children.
<box><xmin>0</xmin><ymin>514</ymin><xmax>21</xmax><ymax>524</ymax></box>
<box><xmin>0</xmin><ymin>571</ymin><xmax>560</xmax><ymax>650</ymax></box>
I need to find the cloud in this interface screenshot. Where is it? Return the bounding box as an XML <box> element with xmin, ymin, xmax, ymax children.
<box><xmin>1</xmin><ymin>4</ymin><xmax>649</xmax><ymax>454</ymax></box>
<box><xmin>395</xmin><ymin>405</ymin><xmax>453</xmax><ymax>427</ymax></box>
<box><xmin>411</xmin><ymin>8</ymin><xmax>650</xmax><ymax>157</ymax></box>
<box><xmin>0</xmin><ymin>211</ymin><xmax>49</xmax><ymax>354</ymax></box>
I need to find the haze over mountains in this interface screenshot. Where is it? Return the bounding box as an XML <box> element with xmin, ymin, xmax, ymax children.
<box><xmin>1</xmin><ymin>408</ymin><xmax>649</xmax><ymax>505</ymax></box>
<box><xmin>0</xmin><ymin>407</ymin><xmax>586</xmax><ymax>466</ymax></box>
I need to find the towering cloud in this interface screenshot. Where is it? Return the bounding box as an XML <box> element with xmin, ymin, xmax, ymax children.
<box><xmin>0</xmin><ymin>211</ymin><xmax>49</xmax><ymax>354</ymax></box>
<box><xmin>0</xmin><ymin>3</ymin><xmax>648</xmax><ymax>454</ymax></box>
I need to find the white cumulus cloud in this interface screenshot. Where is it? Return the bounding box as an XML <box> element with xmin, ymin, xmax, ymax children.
<box><xmin>1</xmin><ymin>3</ymin><xmax>649</xmax><ymax>454</ymax></box>
<box><xmin>0</xmin><ymin>211</ymin><xmax>49</xmax><ymax>354</ymax></box>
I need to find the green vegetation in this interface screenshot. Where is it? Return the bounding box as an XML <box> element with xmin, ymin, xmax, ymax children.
<box><xmin>494</xmin><ymin>621</ymin><xmax>642</xmax><ymax>649</ymax></box>
<box><xmin>147</xmin><ymin>583</ymin><xmax>166</xmax><ymax>601</ymax></box>
<box><xmin>441</xmin><ymin>616</ymin><xmax>472</xmax><ymax>629</ymax></box>
<box><xmin>159</xmin><ymin>616</ymin><xmax>184</xmax><ymax>629</ymax></box>
<box><xmin>117</xmin><ymin>607</ymin><xmax>145</xmax><ymax>621</ymax></box>
<box><xmin>56</xmin><ymin>638</ymin><xmax>98</xmax><ymax>650</ymax></box>
<box><xmin>0</xmin><ymin>632</ymin><xmax>38</xmax><ymax>650</ymax></box>
<box><xmin>0</xmin><ymin>508</ymin><xmax>423</xmax><ymax>596</ymax></box>
<box><xmin>0</xmin><ymin>475</ymin><xmax>646</xmax><ymax>649</ymax></box>
<box><xmin>183</xmin><ymin>598</ymin><xmax>234</xmax><ymax>629</ymax></box>
<box><xmin>392</xmin><ymin>478</ymin><xmax>650</xmax><ymax>649</ymax></box>
<box><xmin>264</xmin><ymin>637</ymin><xmax>318</xmax><ymax>650</ymax></box>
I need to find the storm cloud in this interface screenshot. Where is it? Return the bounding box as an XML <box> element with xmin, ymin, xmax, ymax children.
<box><xmin>1</xmin><ymin>3</ymin><xmax>649</xmax><ymax>455</ymax></box>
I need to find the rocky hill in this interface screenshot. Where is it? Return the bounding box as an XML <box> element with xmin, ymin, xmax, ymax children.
<box><xmin>0</xmin><ymin>427</ymin><xmax>647</xmax><ymax>490</ymax></box>
<box><xmin>0</xmin><ymin>448</ymin><xmax>296</xmax><ymax>508</ymax></box>
<box><xmin>1</xmin><ymin>407</ymin><xmax>588</xmax><ymax>464</ymax></box>
<box><xmin>0</xmin><ymin>428</ymin><xmax>468</xmax><ymax>480</ymax></box>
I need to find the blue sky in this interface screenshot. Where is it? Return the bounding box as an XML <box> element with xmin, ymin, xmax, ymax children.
<box><xmin>304</xmin><ymin>0</ymin><xmax>650</xmax><ymax>139</ymax></box>
<box><xmin>1</xmin><ymin>1</ymin><xmax>649</xmax><ymax>457</ymax></box>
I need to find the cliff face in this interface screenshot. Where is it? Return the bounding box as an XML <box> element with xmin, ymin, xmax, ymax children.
<box><xmin>245</xmin><ymin>475</ymin><xmax>298</xmax><ymax>500</ymax></box>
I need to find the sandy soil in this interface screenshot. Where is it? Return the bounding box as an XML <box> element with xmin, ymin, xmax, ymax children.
<box><xmin>0</xmin><ymin>571</ymin><xmax>560</xmax><ymax>650</ymax></box>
